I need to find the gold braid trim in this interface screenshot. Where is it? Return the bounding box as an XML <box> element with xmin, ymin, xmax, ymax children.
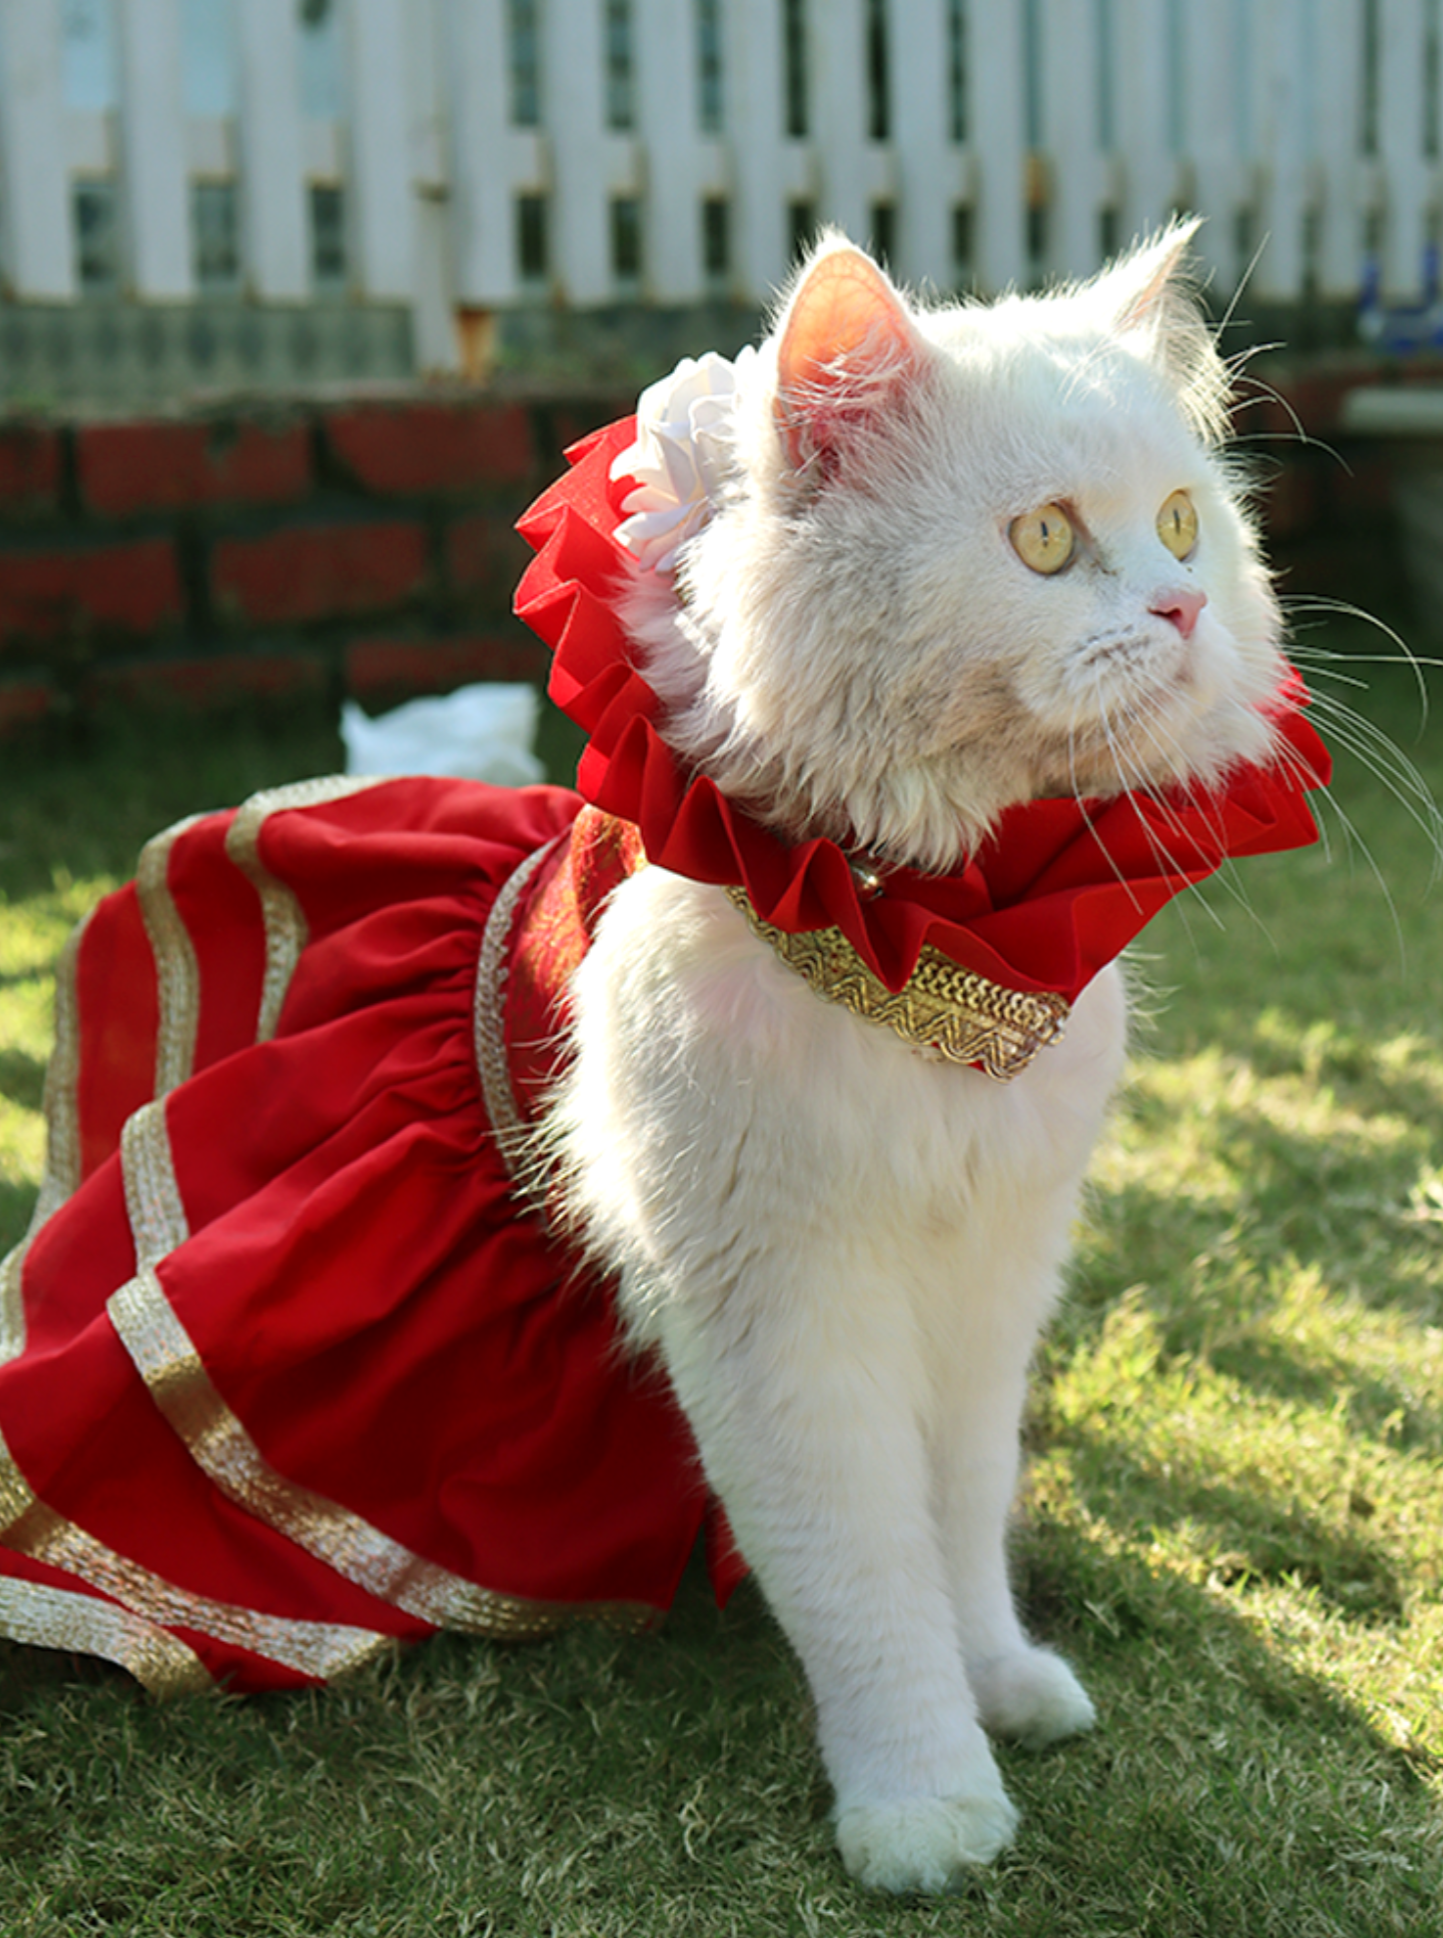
<box><xmin>725</xmin><ymin>888</ymin><xmax>1070</xmax><ymax>1081</ymax></box>
<box><xmin>136</xmin><ymin>814</ymin><xmax>203</xmax><ymax>1099</ymax></box>
<box><xmin>224</xmin><ymin>776</ymin><xmax>392</xmax><ymax>1045</ymax></box>
<box><xmin>0</xmin><ymin>909</ymin><xmax>91</xmax><ymax>1368</ymax></box>
<box><xmin>0</xmin><ymin>1420</ymin><xmax>392</xmax><ymax>1686</ymax></box>
<box><xmin>107</xmin><ymin>1267</ymin><xmax>654</xmax><ymax>1643</ymax></box>
<box><xmin>0</xmin><ymin>1577</ymin><xmax>211</xmax><ymax>1698</ymax></box>
<box><xmin>473</xmin><ymin>837</ymin><xmax>561</xmax><ymax>1179</ymax></box>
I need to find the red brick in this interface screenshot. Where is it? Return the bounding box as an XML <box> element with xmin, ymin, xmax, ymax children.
<box><xmin>88</xmin><ymin>651</ymin><xmax>327</xmax><ymax>711</ymax></box>
<box><xmin>1259</xmin><ymin>461</ymin><xmax>1321</xmax><ymax>541</ymax></box>
<box><xmin>346</xmin><ymin>633</ymin><xmax>547</xmax><ymax>704</ymax></box>
<box><xmin>0</xmin><ymin>537</ymin><xmax>183</xmax><ymax>647</ymax></box>
<box><xmin>0</xmin><ymin>681</ymin><xmax>57</xmax><ymax>736</ymax></box>
<box><xmin>445</xmin><ymin>508</ymin><xmax>534</xmax><ymax>608</ymax></box>
<box><xmin>211</xmin><ymin>520</ymin><xmax>428</xmax><ymax>626</ymax></box>
<box><xmin>78</xmin><ymin>418</ymin><xmax>312</xmax><ymax>518</ymax></box>
<box><xmin>444</xmin><ymin>510</ymin><xmax>492</xmax><ymax>595</ymax></box>
<box><xmin>326</xmin><ymin>401</ymin><xmax>535</xmax><ymax>495</ymax></box>
<box><xmin>0</xmin><ymin>426</ymin><xmax>62</xmax><ymax>513</ymax></box>
<box><xmin>549</xmin><ymin>399</ymin><xmax>633</xmax><ymax>456</ymax></box>
<box><xmin>1329</xmin><ymin>452</ymin><xmax>1396</xmax><ymax>520</ymax></box>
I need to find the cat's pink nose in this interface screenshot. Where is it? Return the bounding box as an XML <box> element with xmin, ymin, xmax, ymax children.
<box><xmin>1151</xmin><ymin>587</ymin><xmax>1207</xmax><ymax>639</ymax></box>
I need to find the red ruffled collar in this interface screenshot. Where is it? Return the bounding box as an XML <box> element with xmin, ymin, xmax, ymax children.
<box><xmin>515</xmin><ymin>418</ymin><xmax>1330</xmax><ymax>1005</ymax></box>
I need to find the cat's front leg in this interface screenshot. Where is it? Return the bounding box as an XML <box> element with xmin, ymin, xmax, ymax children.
<box><xmin>932</xmin><ymin>1344</ymin><xmax>1096</xmax><ymax>1750</ymax></box>
<box><xmin>921</xmin><ymin>977</ymin><xmax>1128</xmax><ymax>1755</ymax></box>
<box><xmin>639</xmin><ymin>1256</ymin><xmax>1021</xmax><ymax>1893</ymax></box>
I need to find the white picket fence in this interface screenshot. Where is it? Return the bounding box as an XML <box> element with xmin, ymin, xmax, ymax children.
<box><xmin>0</xmin><ymin>0</ymin><xmax>1440</xmax><ymax>381</ymax></box>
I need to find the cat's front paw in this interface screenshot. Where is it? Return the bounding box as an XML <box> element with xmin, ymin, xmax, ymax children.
<box><xmin>969</xmin><ymin>1645</ymin><xmax>1096</xmax><ymax>1749</ymax></box>
<box><xmin>835</xmin><ymin>1788</ymin><xmax>1021</xmax><ymax>1895</ymax></box>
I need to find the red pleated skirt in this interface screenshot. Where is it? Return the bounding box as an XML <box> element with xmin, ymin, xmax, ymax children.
<box><xmin>0</xmin><ymin>774</ymin><xmax>728</xmax><ymax>1694</ymax></box>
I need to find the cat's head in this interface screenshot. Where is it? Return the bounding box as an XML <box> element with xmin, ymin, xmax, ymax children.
<box><xmin>623</xmin><ymin>223</ymin><xmax>1287</xmax><ymax>874</ymax></box>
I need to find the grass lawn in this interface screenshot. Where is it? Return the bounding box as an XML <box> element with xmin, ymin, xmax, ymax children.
<box><xmin>0</xmin><ymin>622</ymin><xmax>1439</xmax><ymax>1936</ymax></box>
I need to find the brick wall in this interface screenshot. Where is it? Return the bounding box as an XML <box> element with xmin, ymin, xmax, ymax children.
<box><xmin>0</xmin><ymin>363</ymin><xmax>1430</xmax><ymax>740</ymax></box>
<box><xmin>0</xmin><ymin>390</ymin><xmax>629</xmax><ymax>737</ymax></box>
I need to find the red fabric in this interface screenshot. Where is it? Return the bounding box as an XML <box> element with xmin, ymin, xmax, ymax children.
<box><xmin>503</xmin><ymin>804</ymin><xmax>648</xmax><ymax>1116</ymax></box>
<box><xmin>516</xmin><ymin>419</ymin><xmax>1332</xmax><ymax>1002</ymax></box>
<box><xmin>75</xmin><ymin>885</ymin><xmax>160</xmax><ymax>1181</ymax></box>
<box><xmin>1</xmin><ymin>779</ymin><xmax>716</xmax><ymax>1690</ymax></box>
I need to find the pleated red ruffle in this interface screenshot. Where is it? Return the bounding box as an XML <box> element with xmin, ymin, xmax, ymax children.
<box><xmin>516</xmin><ymin>418</ymin><xmax>1332</xmax><ymax>1003</ymax></box>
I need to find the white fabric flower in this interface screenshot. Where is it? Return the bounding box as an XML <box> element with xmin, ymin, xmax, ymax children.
<box><xmin>610</xmin><ymin>347</ymin><xmax>756</xmax><ymax>573</ymax></box>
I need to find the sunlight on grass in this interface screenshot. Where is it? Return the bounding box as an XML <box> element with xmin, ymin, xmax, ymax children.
<box><xmin>0</xmin><ymin>877</ymin><xmax>115</xmax><ymax>1240</ymax></box>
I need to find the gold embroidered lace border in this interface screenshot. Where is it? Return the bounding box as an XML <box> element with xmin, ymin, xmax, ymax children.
<box><xmin>725</xmin><ymin>888</ymin><xmax>1070</xmax><ymax>1080</ymax></box>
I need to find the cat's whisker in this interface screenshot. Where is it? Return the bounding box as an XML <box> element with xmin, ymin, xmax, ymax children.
<box><xmin>1282</xmin><ymin>595</ymin><xmax>1436</xmax><ymax>722</ymax></box>
<box><xmin>1120</xmin><ymin>750</ymin><xmax>1258</xmax><ymax>936</ymax></box>
<box><xmin>1285</xmin><ymin>628</ymin><xmax>1442</xmax><ymax>835</ymax></box>
<box><xmin>1288</xmin><ymin>768</ymin><xmax>1410</xmax><ymax>964</ymax></box>
<box><xmin>1063</xmin><ymin>716</ymin><xmax>1153</xmax><ymax>913</ymax></box>
<box><xmin>1214</xmin><ymin>231</ymin><xmax>1269</xmax><ymax>343</ymax></box>
<box><xmin>1282</xmin><ymin>654</ymin><xmax>1376</xmax><ymax>694</ymax></box>
<box><xmin>1075</xmin><ymin>699</ymin><xmax>1244</xmax><ymax>936</ymax></box>
<box><xmin>1298</xmin><ymin>693</ymin><xmax>1443</xmax><ymax>877</ymax></box>
<box><xmin>1288</xmin><ymin>643</ymin><xmax>1443</xmax><ymax>673</ymax></box>
<box><xmin>1226</xmin><ymin>369</ymin><xmax>1311</xmax><ymax>450</ymax></box>
<box><xmin>1256</xmin><ymin>706</ymin><xmax>1419</xmax><ymax>960</ymax></box>
<box><xmin>1093</xmin><ymin>695</ymin><xmax>1286</xmax><ymax>945</ymax></box>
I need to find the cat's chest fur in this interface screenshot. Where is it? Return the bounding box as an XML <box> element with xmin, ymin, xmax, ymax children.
<box><xmin>562</xmin><ymin>865</ymin><xmax>1128</xmax><ymax>1351</ymax></box>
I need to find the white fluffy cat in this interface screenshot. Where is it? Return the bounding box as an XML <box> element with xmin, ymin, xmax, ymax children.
<box><xmin>549</xmin><ymin>226</ymin><xmax>1292</xmax><ymax>1894</ymax></box>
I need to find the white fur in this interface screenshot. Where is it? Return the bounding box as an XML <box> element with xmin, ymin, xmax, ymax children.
<box><xmin>546</xmin><ymin>231</ymin><xmax>1283</xmax><ymax>1893</ymax></box>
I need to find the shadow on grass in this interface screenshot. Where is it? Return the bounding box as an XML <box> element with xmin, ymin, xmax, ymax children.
<box><xmin>0</xmin><ymin>1182</ymin><xmax>37</xmax><ymax>1257</ymax></box>
<box><xmin>1207</xmin><ymin>1328</ymin><xmax>1441</xmax><ymax>1458</ymax></box>
<box><xmin>0</xmin><ymin>1522</ymin><xmax>1433</xmax><ymax>1937</ymax></box>
<box><xmin>0</xmin><ymin>1049</ymin><xmax>45</xmax><ymax>1116</ymax></box>
<box><xmin>1047</xmin><ymin>1417</ymin><xmax>1408</xmax><ymax>1624</ymax></box>
<box><xmin>999</xmin><ymin>1514</ymin><xmax>1441</xmax><ymax>1935</ymax></box>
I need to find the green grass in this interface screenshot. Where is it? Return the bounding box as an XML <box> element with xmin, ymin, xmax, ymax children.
<box><xmin>0</xmin><ymin>639</ymin><xmax>1440</xmax><ymax>1936</ymax></box>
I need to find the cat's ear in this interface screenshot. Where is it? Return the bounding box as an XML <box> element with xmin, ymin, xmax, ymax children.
<box><xmin>772</xmin><ymin>241</ymin><xmax>924</xmax><ymax>474</ymax></box>
<box><xmin>1098</xmin><ymin>217</ymin><xmax>1203</xmax><ymax>334</ymax></box>
<box><xmin>1092</xmin><ymin>218</ymin><xmax>1229</xmax><ymax>442</ymax></box>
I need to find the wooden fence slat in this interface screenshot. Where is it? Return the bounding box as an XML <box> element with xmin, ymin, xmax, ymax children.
<box><xmin>889</xmin><ymin>0</ymin><xmax>954</xmax><ymax>290</ymax></box>
<box><xmin>0</xmin><ymin>0</ymin><xmax>75</xmax><ymax>299</ymax></box>
<box><xmin>348</xmin><ymin>0</ymin><xmax>417</xmax><ymax>301</ymax></box>
<box><xmin>1041</xmin><ymin>0</ymin><xmax>1106</xmax><ymax>279</ymax></box>
<box><xmin>811</xmin><ymin>0</ymin><xmax>870</xmax><ymax>245</ymax></box>
<box><xmin>1380</xmin><ymin>0</ymin><xmax>1430</xmax><ymax>298</ymax></box>
<box><xmin>1313</xmin><ymin>0</ymin><xmax>1363</xmax><ymax>297</ymax></box>
<box><xmin>444</xmin><ymin>0</ymin><xmax>517</xmax><ymax>306</ymax></box>
<box><xmin>1180</xmin><ymin>0</ymin><xmax>1244</xmax><ymax>290</ymax></box>
<box><xmin>1253</xmin><ymin>0</ymin><xmax>1310</xmax><ymax>299</ymax></box>
<box><xmin>635</xmin><ymin>0</ymin><xmax>705</xmax><ymax>301</ymax></box>
<box><xmin>725</xmin><ymin>0</ymin><xmax>792</xmax><ymax>298</ymax></box>
<box><xmin>542</xmin><ymin>0</ymin><xmax>611</xmax><ymax>304</ymax></box>
<box><xmin>235</xmin><ymin>0</ymin><xmax>309</xmax><ymax>300</ymax></box>
<box><xmin>116</xmin><ymin>0</ymin><xmax>193</xmax><ymax>300</ymax></box>
<box><xmin>968</xmin><ymin>0</ymin><xmax>1027</xmax><ymax>290</ymax></box>
<box><xmin>406</xmin><ymin>0</ymin><xmax>459</xmax><ymax>371</ymax></box>
<box><xmin>1112</xmin><ymin>0</ymin><xmax>1175</xmax><ymax>244</ymax></box>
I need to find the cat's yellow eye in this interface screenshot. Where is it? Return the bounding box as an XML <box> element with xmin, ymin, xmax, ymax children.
<box><xmin>1156</xmin><ymin>489</ymin><xmax>1199</xmax><ymax>560</ymax></box>
<box><xmin>1009</xmin><ymin>503</ymin><xmax>1075</xmax><ymax>575</ymax></box>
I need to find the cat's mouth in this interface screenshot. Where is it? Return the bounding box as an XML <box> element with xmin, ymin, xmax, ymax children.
<box><xmin>1075</xmin><ymin>626</ymin><xmax>1191</xmax><ymax>688</ymax></box>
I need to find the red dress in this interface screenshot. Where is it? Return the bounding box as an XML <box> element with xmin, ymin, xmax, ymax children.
<box><xmin>0</xmin><ymin>777</ymin><xmax>734</xmax><ymax>1694</ymax></box>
